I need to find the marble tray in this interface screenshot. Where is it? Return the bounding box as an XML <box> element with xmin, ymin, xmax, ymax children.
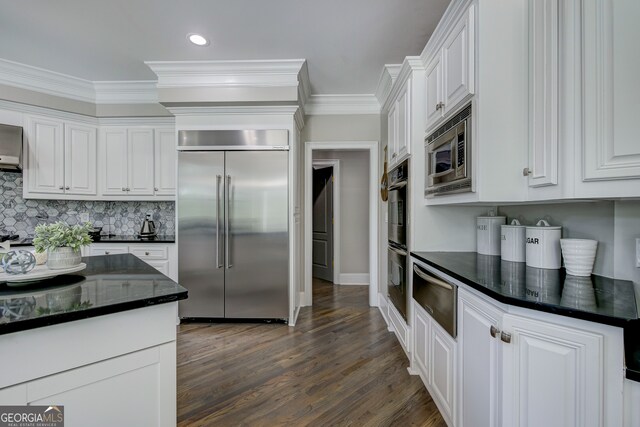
<box><xmin>0</xmin><ymin>263</ymin><xmax>86</xmax><ymax>286</ymax></box>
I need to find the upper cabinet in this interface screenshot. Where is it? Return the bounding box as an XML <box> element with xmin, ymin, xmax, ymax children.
<box><xmin>25</xmin><ymin>115</ymin><xmax>97</xmax><ymax>197</ymax></box>
<box><xmin>425</xmin><ymin>5</ymin><xmax>475</xmax><ymax>132</ymax></box>
<box><xmin>387</xmin><ymin>78</ymin><xmax>412</xmax><ymax>168</ymax></box>
<box><xmin>24</xmin><ymin>113</ymin><xmax>176</xmax><ymax>201</ymax></box>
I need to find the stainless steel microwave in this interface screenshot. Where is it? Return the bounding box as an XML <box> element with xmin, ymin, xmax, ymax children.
<box><xmin>425</xmin><ymin>104</ymin><xmax>472</xmax><ymax>198</ymax></box>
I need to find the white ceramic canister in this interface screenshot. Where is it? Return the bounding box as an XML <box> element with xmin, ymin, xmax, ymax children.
<box><xmin>501</xmin><ymin>219</ymin><xmax>526</xmax><ymax>262</ymax></box>
<box><xmin>477</xmin><ymin>212</ymin><xmax>506</xmax><ymax>256</ymax></box>
<box><xmin>525</xmin><ymin>219</ymin><xmax>562</xmax><ymax>269</ymax></box>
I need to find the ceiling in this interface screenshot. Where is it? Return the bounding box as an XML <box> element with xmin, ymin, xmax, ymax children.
<box><xmin>0</xmin><ymin>0</ymin><xmax>450</xmax><ymax>95</ymax></box>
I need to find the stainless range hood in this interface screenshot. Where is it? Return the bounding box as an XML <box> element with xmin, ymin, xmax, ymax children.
<box><xmin>0</xmin><ymin>124</ymin><xmax>23</xmax><ymax>172</ymax></box>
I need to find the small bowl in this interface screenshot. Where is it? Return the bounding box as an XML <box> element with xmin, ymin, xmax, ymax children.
<box><xmin>560</xmin><ymin>239</ymin><xmax>598</xmax><ymax>277</ymax></box>
<box><xmin>33</xmin><ymin>251</ymin><xmax>48</xmax><ymax>265</ymax></box>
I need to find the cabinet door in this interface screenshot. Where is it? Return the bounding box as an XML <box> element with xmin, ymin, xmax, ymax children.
<box><xmin>582</xmin><ymin>0</ymin><xmax>640</xmax><ymax>183</ymax></box>
<box><xmin>430</xmin><ymin>321</ymin><xmax>456</xmax><ymax>424</ymax></box>
<box><xmin>387</xmin><ymin>103</ymin><xmax>399</xmax><ymax>164</ymax></box>
<box><xmin>396</xmin><ymin>80</ymin><xmax>411</xmax><ymax>160</ymax></box>
<box><xmin>459</xmin><ymin>290</ymin><xmax>502</xmax><ymax>427</ymax></box>
<box><xmin>89</xmin><ymin>246</ymin><xmax>128</xmax><ymax>256</ymax></box>
<box><xmin>501</xmin><ymin>313</ymin><xmax>604</xmax><ymax>427</ymax></box>
<box><xmin>127</xmin><ymin>129</ymin><xmax>154</xmax><ymax>196</ymax></box>
<box><xmin>425</xmin><ymin>54</ymin><xmax>443</xmax><ymax>131</ymax></box>
<box><xmin>100</xmin><ymin>128</ymin><xmax>128</xmax><ymax>196</ymax></box>
<box><xmin>145</xmin><ymin>260</ymin><xmax>170</xmax><ymax>276</ymax></box>
<box><xmin>64</xmin><ymin>122</ymin><xmax>97</xmax><ymax>195</ymax></box>
<box><xmin>442</xmin><ymin>5</ymin><xmax>475</xmax><ymax>116</ymax></box>
<box><xmin>25</xmin><ymin>116</ymin><xmax>64</xmax><ymax>194</ymax></box>
<box><xmin>412</xmin><ymin>301</ymin><xmax>431</xmax><ymax>385</ymax></box>
<box><xmin>153</xmin><ymin>129</ymin><xmax>176</xmax><ymax>196</ymax></box>
<box><xmin>527</xmin><ymin>0</ymin><xmax>559</xmax><ymax>188</ymax></box>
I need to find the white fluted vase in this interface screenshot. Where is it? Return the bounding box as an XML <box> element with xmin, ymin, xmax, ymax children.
<box><xmin>47</xmin><ymin>247</ymin><xmax>81</xmax><ymax>270</ymax></box>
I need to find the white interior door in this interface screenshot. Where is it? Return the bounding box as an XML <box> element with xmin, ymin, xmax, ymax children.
<box><xmin>312</xmin><ymin>166</ymin><xmax>334</xmax><ymax>282</ymax></box>
<box><xmin>64</xmin><ymin>122</ymin><xmax>97</xmax><ymax>195</ymax></box>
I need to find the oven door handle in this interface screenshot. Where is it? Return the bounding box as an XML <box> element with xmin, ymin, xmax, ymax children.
<box><xmin>389</xmin><ymin>246</ymin><xmax>408</xmax><ymax>256</ymax></box>
<box><xmin>388</xmin><ymin>181</ymin><xmax>407</xmax><ymax>191</ymax></box>
<box><xmin>429</xmin><ymin>169</ymin><xmax>455</xmax><ymax>179</ymax></box>
<box><xmin>413</xmin><ymin>265</ymin><xmax>454</xmax><ymax>290</ymax></box>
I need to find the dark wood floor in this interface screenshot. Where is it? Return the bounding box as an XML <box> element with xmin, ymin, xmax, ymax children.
<box><xmin>177</xmin><ymin>279</ymin><xmax>446</xmax><ymax>426</ymax></box>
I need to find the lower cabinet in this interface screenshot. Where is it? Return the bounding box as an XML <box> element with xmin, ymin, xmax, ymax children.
<box><xmin>85</xmin><ymin>243</ymin><xmax>177</xmax><ymax>281</ymax></box>
<box><xmin>412</xmin><ymin>300</ymin><xmax>456</xmax><ymax>426</ymax></box>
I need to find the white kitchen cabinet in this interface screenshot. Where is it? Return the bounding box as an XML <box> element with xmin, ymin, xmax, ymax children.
<box><xmin>87</xmin><ymin>243</ymin><xmax>177</xmax><ymax>281</ymax></box>
<box><xmin>89</xmin><ymin>245</ymin><xmax>128</xmax><ymax>256</ymax></box>
<box><xmin>100</xmin><ymin>127</ymin><xmax>154</xmax><ymax>197</ymax></box>
<box><xmin>154</xmin><ymin>128</ymin><xmax>176</xmax><ymax>196</ymax></box>
<box><xmin>387</xmin><ymin>103</ymin><xmax>398</xmax><ymax>163</ymax></box>
<box><xmin>458</xmin><ymin>288</ymin><xmax>502</xmax><ymax>427</ymax></box>
<box><xmin>25</xmin><ymin>116</ymin><xmax>97</xmax><ymax>197</ymax></box>
<box><xmin>396</xmin><ymin>80</ymin><xmax>411</xmax><ymax>161</ymax></box>
<box><xmin>25</xmin><ymin>115</ymin><xmax>65</xmax><ymax>195</ymax></box>
<box><xmin>386</xmin><ymin>63</ymin><xmax>418</xmax><ymax>170</ymax></box>
<box><xmin>501</xmin><ymin>313</ymin><xmax>607</xmax><ymax>427</ymax></box>
<box><xmin>411</xmin><ymin>299</ymin><xmax>456</xmax><ymax>427</ymax></box>
<box><xmin>424</xmin><ymin>5</ymin><xmax>474</xmax><ymax>133</ymax></box>
<box><xmin>64</xmin><ymin>121</ymin><xmax>97</xmax><ymax>195</ymax></box>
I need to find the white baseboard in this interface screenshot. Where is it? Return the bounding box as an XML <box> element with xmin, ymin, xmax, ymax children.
<box><xmin>337</xmin><ymin>273</ymin><xmax>370</xmax><ymax>285</ymax></box>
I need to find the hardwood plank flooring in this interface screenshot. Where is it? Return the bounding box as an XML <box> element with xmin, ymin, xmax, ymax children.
<box><xmin>177</xmin><ymin>279</ymin><xmax>446</xmax><ymax>427</ymax></box>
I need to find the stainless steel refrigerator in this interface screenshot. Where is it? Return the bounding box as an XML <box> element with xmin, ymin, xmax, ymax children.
<box><xmin>177</xmin><ymin>130</ymin><xmax>289</xmax><ymax>320</ymax></box>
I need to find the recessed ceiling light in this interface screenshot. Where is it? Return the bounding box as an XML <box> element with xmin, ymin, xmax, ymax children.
<box><xmin>187</xmin><ymin>33</ymin><xmax>209</xmax><ymax>46</ymax></box>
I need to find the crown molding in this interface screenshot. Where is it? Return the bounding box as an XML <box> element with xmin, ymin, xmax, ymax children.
<box><xmin>381</xmin><ymin>57</ymin><xmax>425</xmax><ymax>112</ymax></box>
<box><xmin>0</xmin><ymin>58</ymin><xmax>95</xmax><ymax>103</ymax></box>
<box><xmin>166</xmin><ymin>105</ymin><xmax>301</xmax><ymax>117</ymax></box>
<box><xmin>304</xmin><ymin>94</ymin><xmax>380</xmax><ymax>115</ymax></box>
<box><xmin>375</xmin><ymin>64</ymin><xmax>402</xmax><ymax>107</ymax></box>
<box><xmin>420</xmin><ymin>0</ymin><xmax>473</xmax><ymax>63</ymax></box>
<box><xmin>98</xmin><ymin>116</ymin><xmax>174</xmax><ymax>126</ymax></box>
<box><xmin>0</xmin><ymin>99</ymin><xmax>98</xmax><ymax>125</ymax></box>
<box><xmin>93</xmin><ymin>81</ymin><xmax>158</xmax><ymax>104</ymax></box>
<box><xmin>145</xmin><ymin>59</ymin><xmax>307</xmax><ymax>89</ymax></box>
<box><xmin>297</xmin><ymin>61</ymin><xmax>312</xmax><ymax>115</ymax></box>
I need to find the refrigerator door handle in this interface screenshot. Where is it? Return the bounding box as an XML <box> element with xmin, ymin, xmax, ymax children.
<box><xmin>216</xmin><ymin>174</ymin><xmax>222</xmax><ymax>268</ymax></box>
<box><xmin>225</xmin><ymin>174</ymin><xmax>232</xmax><ymax>269</ymax></box>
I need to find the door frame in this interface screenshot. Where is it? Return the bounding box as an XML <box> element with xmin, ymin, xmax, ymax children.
<box><xmin>304</xmin><ymin>141</ymin><xmax>379</xmax><ymax>307</ymax></box>
<box><xmin>311</xmin><ymin>159</ymin><xmax>340</xmax><ymax>285</ymax></box>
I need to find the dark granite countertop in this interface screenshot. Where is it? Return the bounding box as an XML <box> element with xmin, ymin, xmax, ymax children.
<box><xmin>411</xmin><ymin>251</ymin><xmax>640</xmax><ymax>381</ymax></box>
<box><xmin>0</xmin><ymin>254</ymin><xmax>187</xmax><ymax>335</ymax></box>
<box><xmin>8</xmin><ymin>235</ymin><xmax>175</xmax><ymax>246</ymax></box>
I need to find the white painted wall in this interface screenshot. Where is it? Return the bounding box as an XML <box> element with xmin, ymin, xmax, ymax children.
<box><xmin>313</xmin><ymin>150</ymin><xmax>369</xmax><ymax>276</ymax></box>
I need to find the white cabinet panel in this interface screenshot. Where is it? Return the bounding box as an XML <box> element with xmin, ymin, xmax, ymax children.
<box><xmin>459</xmin><ymin>290</ymin><xmax>502</xmax><ymax>427</ymax></box>
<box><xmin>129</xmin><ymin>246</ymin><xmax>168</xmax><ymax>260</ymax></box>
<box><xmin>26</xmin><ymin>116</ymin><xmax>64</xmax><ymax>194</ymax></box>
<box><xmin>89</xmin><ymin>246</ymin><xmax>128</xmax><ymax>256</ymax></box>
<box><xmin>430</xmin><ymin>322</ymin><xmax>455</xmax><ymax>423</ymax></box>
<box><xmin>582</xmin><ymin>0</ymin><xmax>640</xmax><ymax>183</ymax></box>
<box><xmin>528</xmin><ymin>0</ymin><xmax>559</xmax><ymax>188</ymax></box>
<box><xmin>442</xmin><ymin>5</ymin><xmax>474</xmax><ymax>116</ymax></box>
<box><xmin>501</xmin><ymin>314</ymin><xmax>604</xmax><ymax>427</ymax></box>
<box><xmin>64</xmin><ymin>122</ymin><xmax>97</xmax><ymax>195</ymax></box>
<box><xmin>396</xmin><ymin>80</ymin><xmax>411</xmax><ymax>160</ymax></box>
<box><xmin>100</xmin><ymin>128</ymin><xmax>128</xmax><ymax>196</ymax></box>
<box><xmin>146</xmin><ymin>260</ymin><xmax>170</xmax><ymax>276</ymax></box>
<box><xmin>425</xmin><ymin>54</ymin><xmax>443</xmax><ymax>131</ymax></box>
<box><xmin>154</xmin><ymin>129</ymin><xmax>176</xmax><ymax>196</ymax></box>
<box><xmin>412</xmin><ymin>301</ymin><xmax>431</xmax><ymax>385</ymax></box>
<box><xmin>387</xmin><ymin>103</ymin><xmax>398</xmax><ymax>164</ymax></box>
<box><xmin>127</xmin><ymin>129</ymin><xmax>154</xmax><ymax>196</ymax></box>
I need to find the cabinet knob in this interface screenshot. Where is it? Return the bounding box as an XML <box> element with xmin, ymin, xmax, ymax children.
<box><xmin>59</xmin><ymin>186</ymin><xmax>64</xmax><ymax>190</ymax></box>
<box><xmin>65</xmin><ymin>186</ymin><xmax>70</xmax><ymax>190</ymax></box>
<box><xmin>436</xmin><ymin>102</ymin><xmax>445</xmax><ymax>110</ymax></box>
<box><xmin>105</xmin><ymin>251</ymin><xmax>110</xmax><ymax>255</ymax></box>
<box><xmin>500</xmin><ymin>331</ymin><xmax>512</xmax><ymax>344</ymax></box>
<box><xmin>126</xmin><ymin>188</ymin><xmax>130</xmax><ymax>192</ymax></box>
<box><xmin>523</xmin><ymin>167</ymin><xmax>532</xmax><ymax>176</ymax></box>
<box><xmin>145</xmin><ymin>251</ymin><xmax>150</xmax><ymax>256</ymax></box>
<box><xmin>490</xmin><ymin>325</ymin><xmax>500</xmax><ymax>338</ymax></box>
<box><xmin>154</xmin><ymin>187</ymin><xmax>159</xmax><ymax>192</ymax></box>
<box><xmin>392</xmin><ymin>153</ymin><xmax>397</xmax><ymax>158</ymax></box>
<box><xmin>122</xmin><ymin>187</ymin><xmax>126</xmax><ymax>192</ymax></box>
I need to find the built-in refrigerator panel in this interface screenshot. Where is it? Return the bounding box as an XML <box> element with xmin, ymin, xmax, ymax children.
<box><xmin>177</xmin><ymin>151</ymin><xmax>225</xmax><ymax>318</ymax></box>
<box><xmin>225</xmin><ymin>150</ymin><xmax>289</xmax><ymax>318</ymax></box>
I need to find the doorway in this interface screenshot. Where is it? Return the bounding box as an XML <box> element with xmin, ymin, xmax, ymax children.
<box><xmin>312</xmin><ymin>164</ymin><xmax>335</xmax><ymax>283</ymax></box>
<box><xmin>304</xmin><ymin>141</ymin><xmax>379</xmax><ymax>308</ymax></box>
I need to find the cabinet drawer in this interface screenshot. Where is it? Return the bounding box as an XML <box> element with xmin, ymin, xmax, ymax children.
<box><xmin>129</xmin><ymin>246</ymin><xmax>168</xmax><ymax>260</ymax></box>
<box><xmin>144</xmin><ymin>260</ymin><xmax>169</xmax><ymax>276</ymax></box>
<box><xmin>89</xmin><ymin>246</ymin><xmax>128</xmax><ymax>256</ymax></box>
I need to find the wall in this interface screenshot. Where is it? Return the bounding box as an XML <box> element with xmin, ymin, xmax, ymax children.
<box><xmin>0</xmin><ymin>171</ymin><xmax>175</xmax><ymax>237</ymax></box>
<box><xmin>312</xmin><ymin>150</ymin><xmax>370</xmax><ymax>277</ymax></box>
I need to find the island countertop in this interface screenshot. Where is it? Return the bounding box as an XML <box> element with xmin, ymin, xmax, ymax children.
<box><xmin>0</xmin><ymin>253</ymin><xmax>187</xmax><ymax>335</ymax></box>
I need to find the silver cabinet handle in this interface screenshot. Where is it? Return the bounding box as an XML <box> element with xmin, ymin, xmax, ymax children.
<box><xmin>216</xmin><ymin>174</ymin><xmax>222</xmax><ymax>269</ymax></box>
<box><xmin>490</xmin><ymin>325</ymin><xmax>500</xmax><ymax>338</ymax></box>
<box><xmin>436</xmin><ymin>102</ymin><xmax>445</xmax><ymax>110</ymax></box>
<box><xmin>225</xmin><ymin>175</ymin><xmax>232</xmax><ymax>269</ymax></box>
<box><xmin>126</xmin><ymin>187</ymin><xmax>130</xmax><ymax>192</ymax></box>
<box><xmin>501</xmin><ymin>331</ymin><xmax>512</xmax><ymax>344</ymax></box>
<box><xmin>154</xmin><ymin>187</ymin><xmax>159</xmax><ymax>192</ymax></box>
<box><xmin>59</xmin><ymin>186</ymin><xmax>64</xmax><ymax>190</ymax></box>
<box><xmin>388</xmin><ymin>181</ymin><xmax>407</xmax><ymax>191</ymax></box>
<box><xmin>65</xmin><ymin>186</ymin><xmax>70</xmax><ymax>190</ymax></box>
<box><xmin>392</xmin><ymin>153</ymin><xmax>397</xmax><ymax>158</ymax></box>
<box><xmin>413</xmin><ymin>265</ymin><xmax>454</xmax><ymax>290</ymax></box>
<box><xmin>389</xmin><ymin>245</ymin><xmax>407</xmax><ymax>256</ymax></box>
<box><xmin>122</xmin><ymin>187</ymin><xmax>126</xmax><ymax>192</ymax></box>
<box><xmin>105</xmin><ymin>251</ymin><xmax>110</xmax><ymax>255</ymax></box>
<box><xmin>523</xmin><ymin>167</ymin><xmax>532</xmax><ymax>176</ymax></box>
<box><xmin>145</xmin><ymin>251</ymin><xmax>150</xmax><ymax>256</ymax></box>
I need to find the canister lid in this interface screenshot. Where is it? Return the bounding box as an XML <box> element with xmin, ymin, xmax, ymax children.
<box><xmin>525</xmin><ymin>219</ymin><xmax>562</xmax><ymax>230</ymax></box>
<box><xmin>477</xmin><ymin>210</ymin><xmax>506</xmax><ymax>220</ymax></box>
<box><xmin>501</xmin><ymin>219</ymin><xmax>525</xmax><ymax>229</ymax></box>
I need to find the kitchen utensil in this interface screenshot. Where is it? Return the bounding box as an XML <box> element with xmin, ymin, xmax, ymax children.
<box><xmin>88</xmin><ymin>226</ymin><xmax>103</xmax><ymax>242</ymax></box>
<box><xmin>560</xmin><ymin>239</ymin><xmax>598</xmax><ymax>276</ymax></box>
<box><xmin>501</xmin><ymin>219</ymin><xmax>526</xmax><ymax>262</ymax></box>
<box><xmin>139</xmin><ymin>214</ymin><xmax>157</xmax><ymax>238</ymax></box>
<box><xmin>477</xmin><ymin>211</ymin><xmax>506</xmax><ymax>256</ymax></box>
<box><xmin>526</xmin><ymin>220</ymin><xmax>562</xmax><ymax>269</ymax></box>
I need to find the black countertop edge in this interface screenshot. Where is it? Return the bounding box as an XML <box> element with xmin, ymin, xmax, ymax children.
<box><xmin>8</xmin><ymin>235</ymin><xmax>176</xmax><ymax>246</ymax></box>
<box><xmin>0</xmin><ymin>291</ymin><xmax>187</xmax><ymax>336</ymax></box>
<box><xmin>410</xmin><ymin>251</ymin><xmax>636</xmax><ymax>328</ymax></box>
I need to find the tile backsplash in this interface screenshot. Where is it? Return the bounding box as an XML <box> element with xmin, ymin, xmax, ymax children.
<box><xmin>0</xmin><ymin>172</ymin><xmax>175</xmax><ymax>237</ymax></box>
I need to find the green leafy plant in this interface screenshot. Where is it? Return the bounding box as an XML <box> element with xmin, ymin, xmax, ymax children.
<box><xmin>33</xmin><ymin>222</ymin><xmax>93</xmax><ymax>253</ymax></box>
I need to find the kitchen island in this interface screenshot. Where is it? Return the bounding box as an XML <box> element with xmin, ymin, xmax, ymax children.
<box><xmin>0</xmin><ymin>254</ymin><xmax>187</xmax><ymax>427</ymax></box>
